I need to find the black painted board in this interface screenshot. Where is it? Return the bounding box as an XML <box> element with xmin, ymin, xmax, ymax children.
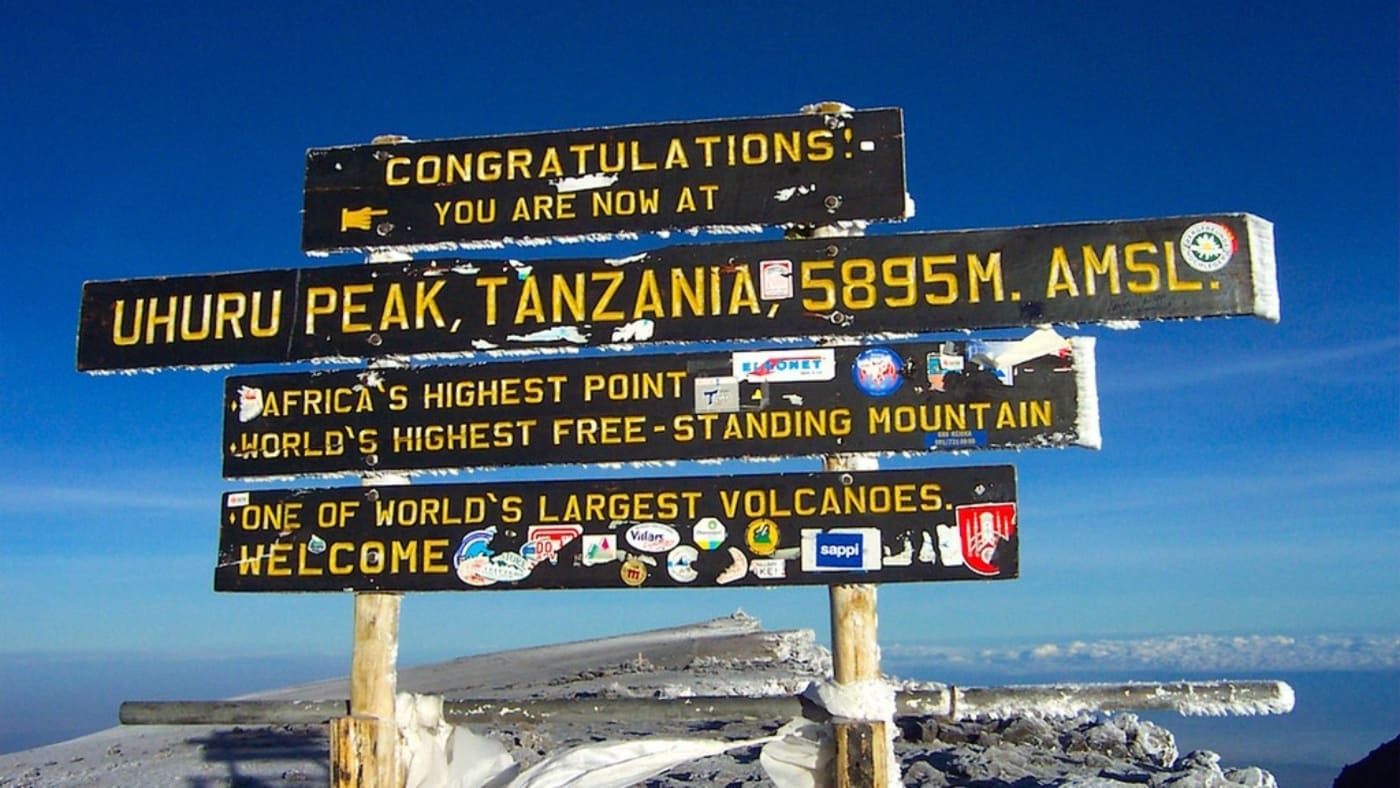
<box><xmin>77</xmin><ymin>213</ymin><xmax>1274</xmax><ymax>371</ymax></box>
<box><xmin>76</xmin><ymin>269</ymin><xmax>298</xmax><ymax>371</ymax></box>
<box><xmin>221</xmin><ymin>335</ymin><xmax>1096</xmax><ymax>479</ymax></box>
<box><xmin>214</xmin><ymin>466</ymin><xmax>1018</xmax><ymax>592</ymax></box>
<box><xmin>301</xmin><ymin>108</ymin><xmax>908</xmax><ymax>252</ymax></box>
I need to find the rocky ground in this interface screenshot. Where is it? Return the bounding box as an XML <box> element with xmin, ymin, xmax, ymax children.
<box><xmin>0</xmin><ymin>614</ymin><xmax>1283</xmax><ymax>787</ymax></box>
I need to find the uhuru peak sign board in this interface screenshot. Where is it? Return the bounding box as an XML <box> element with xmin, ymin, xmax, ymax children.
<box><xmin>78</xmin><ymin>214</ymin><xmax>1275</xmax><ymax>372</ymax></box>
<box><xmin>215</xmin><ymin>466</ymin><xmax>1018</xmax><ymax>592</ymax></box>
<box><xmin>223</xmin><ymin>333</ymin><xmax>1097</xmax><ymax>479</ymax></box>
<box><xmin>301</xmin><ymin>108</ymin><xmax>908</xmax><ymax>252</ymax></box>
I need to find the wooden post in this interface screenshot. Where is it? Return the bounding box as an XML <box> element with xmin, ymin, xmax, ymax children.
<box><xmin>825</xmin><ymin>455</ymin><xmax>888</xmax><ymax>788</ymax></box>
<box><xmin>339</xmin><ymin>433</ymin><xmax>410</xmax><ymax>786</ymax></box>
<box><xmin>832</xmin><ymin>720</ymin><xmax>886</xmax><ymax>788</ymax></box>
<box><xmin>829</xmin><ymin>582</ymin><xmax>880</xmax><ymax>684</ymax></box>
<box><xmin>824</xmin><ymin>455</ymin><xmax>882</xmax><ymax>691</ymax></box>
<box><xmin>796</xmin><ymin>99</ymin><xmax>891</xmax><ymax>786</ymax></box>
<box><xmin>333</xmin><ymin>143</ymin><xmax>411</xmax><ymax>787</ymax></box>
<box><xmin>343</xmin><ymin>587</ymin><xmax>402</xmax><ymax>787</ymax></box>
<box><xmin>332</xmin><ymin>715</ymin><xmax>399</xmax><ymax>788</ymax></box>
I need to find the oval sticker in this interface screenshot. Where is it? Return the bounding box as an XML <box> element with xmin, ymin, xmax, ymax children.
<box><xmin>625</xmin><ymin>522</ymin><xmax>681</xmax><ymax>553</ymax></box>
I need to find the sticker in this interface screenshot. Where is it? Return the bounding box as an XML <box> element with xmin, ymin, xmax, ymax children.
<box><xmin>456</xmin><ymin>556</ymin><xmax>496</xmax><ymax>586</ymax></box>
<box><xmin>695</xmin><ymin>376</ymin><xmax>741</xmax><ymax>414</ymax></box>
<box><xmin>968</xmin><ymin>328</ymin><xmax>1071</xmax><ymax>386</ymax></box>
<box><xmin>800</xmin><ymin>528</ymin><xmax>883</xmax><ymax>572</ymax></box>
<box><xmin>917</xmin><ymin>531</ymin><xmax>936</xmax><ymax>564</ymax></box>
<box><xmin>925</xmin><ymin>346</ymin><xmax>964</xmax><ymax>392</ymax></box>
<box><xmin>745</xmin><ymin>518</ymin><xmax>780</xmax><ymax>556</ymax></box>
<box><xmin>1179</xmin><ymin>221</ymin><xmax>1237</xmax><ymax>273</ymax></box>
<box><xmin>927</xmin><ymin>430</ymin><xmax>988</xmax><ymax>450</ymax></box>
<box><xmin>759</xmin><ymin>260</ymin><xmax>794</xmax><ymax>299</ymax></box>
<box><xmin>524</xmin><ymin>524</ymin><xmax>583</xmax><ymax>565</ymax></box>
<box><xmin>307</xmin><ymin>534</ymin><xmax>328</xmax><ymax>555</ymax></box>
<box><xmin>716</xmin><ymin>547</ymin><xmax>748</xmax><ymax>585</ymax></box>
<box><xmin>625</xmin><ymin>522</ymin><xmax>681</xmax><ymax>553</ymax></box>
<box><xmin>611</xmin><ymin>319</ymin><xmax>654</xmax><ymax>343</ymax></box>
<box><xmin>454</xmin><ymin>527</ymin><xmax>497</xmax><ymax>563</ymax></box>
<box><xmin>226</xmin><ymin>492</ymin><xmax>250</xmax><ymax>507</ymax></box>
<box><xmin>519</xmin><ymin>541</ymin><xmax>551</xmax><ymax>565</ymax></box>
<box><xmin>732</xmin><ymin>349</ymin><xmax>836</xmax><ymax>382</ymax></box>
<box><xmin>620</xmin><ymin>558</ymin><xmax>648</xmax><ymax>586</ymax></box>
<box><xmin>667</xmin><ymin>546</ymin><xmax>699</xmax><ymax>583</ymax></box>
<box><xmin>453</xmin><ymin>527</ymin><xmax>499</xmax><ymax>586</ymax></box>
<box><xmin>479</xmin><ymin>552</ymin><xmax>533</xmax><ymax>583</ymax></box>
<box><xmin>851</xmin><ymin>347</ymin><xmax>904</xmax><ymax>397</ymax></box>
<box><xmin>935</xmin><ymin>524</ymin><xmax>962</xmax><ymax>567</ymax></box>
<box><xmin>956</xmin><ymin>503</ymin><xmax>1017</xmax><ymax>576</ymax></box>
<box><xmin>750</xmin><ymin>559</ymin><xmax>786</xmax><ymax>580</ymax></box>
<box><xmin>693</xmin><ymin>518</ymin><xmax>727</xmax><ymax>550</ymax></box>
<box><xmin>580</xmin><ymin>534</ymin><xmax>618</xmax><ymax>566</ymax></box>
<box><xmin>236</xmin><ymin>386</ymin><xmax>264</xmax><ymax>423</ymax></box>
<box><xmin>882</xmin><ymin>534</ymin><xmax>914</xmax><ymax>566</ymax></box>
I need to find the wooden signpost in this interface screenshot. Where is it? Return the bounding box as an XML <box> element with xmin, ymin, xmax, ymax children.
<box><xmin>74</xmin><ymin>103</ymin><xmax>1281</xmax><ymax>787</ymax></box>
<box><xmin>220</xmin><ymin>336</ymin><xmax>1098</xmax><ymax>478</ymax></box>
<box><xmin>76</xmin><ymin>213</ymin><xmax>1276</xmax><ymax>372</ymax></box>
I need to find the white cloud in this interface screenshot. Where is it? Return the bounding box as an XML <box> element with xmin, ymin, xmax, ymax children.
<box><xmin>887</xmin><ymin>632</ymin><xmax>1400</xmax><ymax>672</ymax></box>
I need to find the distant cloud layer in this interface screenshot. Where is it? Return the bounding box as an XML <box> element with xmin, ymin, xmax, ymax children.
<box><xmin>887</xmin><ymin>633</ymin><xmax>1400</xmax><ymax>672</ymax></box>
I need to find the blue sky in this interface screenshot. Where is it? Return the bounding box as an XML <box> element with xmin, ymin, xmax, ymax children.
<box><xmin>2</xmin><ymin>0</ymin><xmax>1396</xmax><ymax>711</ymax></box>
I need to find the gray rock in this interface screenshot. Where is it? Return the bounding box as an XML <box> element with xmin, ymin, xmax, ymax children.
<box><xmin>999</xmin><ymin>715</ymin><xmax>1058</xmax><ymax>749</ymax></box>
<box><xmin>1223</xmin><ymin>766</ymin><xmax>1278</xmax><ymax>787</ymax></box>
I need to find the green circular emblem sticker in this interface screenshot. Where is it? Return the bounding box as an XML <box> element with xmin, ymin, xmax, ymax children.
<box><xmin>1179</xmin><ymin>221</ymin><xmax>1238</xmax><ymax>273</ymax></box>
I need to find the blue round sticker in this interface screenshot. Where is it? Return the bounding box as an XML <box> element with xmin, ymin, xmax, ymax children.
<box><xmin>851</xmin><ymin>347</ymin><xmax>904</xmax><ymax>397</ymax></box>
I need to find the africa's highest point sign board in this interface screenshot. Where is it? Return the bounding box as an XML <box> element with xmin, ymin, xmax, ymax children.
<box><xmin>300</xmin><ymin>108</ymin><xmax>908</xmax><ymax>252</ymax></box>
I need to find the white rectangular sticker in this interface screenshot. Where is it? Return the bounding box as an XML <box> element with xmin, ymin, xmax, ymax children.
<box><xmin>694</xmin><ymin>376</ymin><xmax>741</xmax><ymax>413</ymax></box>
<box><xmin>759</xmin><ymin>260</ymin><xmax>794</xmax><ymax>300</ymax></box>
<box><xmin>750</xmin><ymin>558</ymin><xmax>787</xmax><ymax>580</ymax></box>
<box><xmin>732</xmin><ymin>349</ymin><xmax>836</xmax><ymax>383</ymax></box>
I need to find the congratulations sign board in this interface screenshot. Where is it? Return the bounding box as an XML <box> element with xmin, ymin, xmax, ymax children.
<box><xmin>78</xmin><ymin>214</ymin><xmax>1275</xmax><ymax>372</ymax></box>
<box><xmin>301</xmin><ymin>108</ymin><xmax>908</xmax><ymax>253</ymax></box>
<box><xmin>214</xmin><ymin>466</ymin><xmax>1018</xmax><ymax>592</ymax></box>
<box><xmin>222</xmin><ymin>332</ymin><xmax>1098</xmax><ymax>479</ymax></box>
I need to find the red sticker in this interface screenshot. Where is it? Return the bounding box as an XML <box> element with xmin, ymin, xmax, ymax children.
<box><xmin>956</xmin><ymin>503</ymin><xmax>1017</xmax><ymax>576</ymax></box>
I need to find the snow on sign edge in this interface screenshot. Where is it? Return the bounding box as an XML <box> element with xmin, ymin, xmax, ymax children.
<box><xmin>1245</xmin><ymin>213</ymin><xmax>1280</xmax><ymax>323</ymax></box>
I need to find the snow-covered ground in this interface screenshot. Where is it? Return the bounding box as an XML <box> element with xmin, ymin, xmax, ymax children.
<box><xmin>0</xmin><ymin>614</ymin><xmax>1286</xmax><ymax>786</ymax></box>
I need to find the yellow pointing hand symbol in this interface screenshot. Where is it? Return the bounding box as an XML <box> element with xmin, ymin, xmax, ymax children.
<box><xmin>340</xmin><ymin>206</ymin><xmax>389</xmax><ymax>232</ymax></box>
